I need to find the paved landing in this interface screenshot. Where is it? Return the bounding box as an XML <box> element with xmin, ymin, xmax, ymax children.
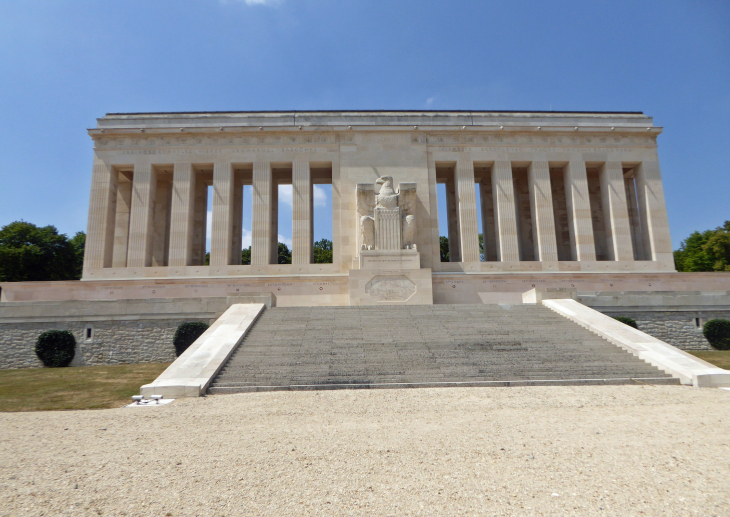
<box><xmin>209</xmin><ymin>304</ymin><xmax>679</xmax><ymax>393</ymax></box>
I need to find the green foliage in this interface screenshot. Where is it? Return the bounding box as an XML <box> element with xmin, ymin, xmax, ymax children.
<box><xmin>205</xmin><ymin>252</ymin><xmax>210</xmax><ymax>265</ymax></box>
<box><xmin>703</xmin><ymin>319</ymin><xmax>730</xmax><ymax>351</ymax></box>
<box><xmin>173</xmin><ymin>321</ymin><xmax>210</xmax><ymax>356</ymax></box>
<box><xmin>440</xmin><ymin>236</ymin><xmax>449</xmax><ymax>262</ymax></box>
<box><xmin>674</xmin><ymin>221</ymin><xmax>730</xmax><ymax>272</ymax></box>
<box><xmin>69</xmin><ymin>232</ymin><xmax>86</xmax><ymax>279</ymax></box>
<box><xmin>277</xmin><ymin>242</ymin><xmax>292</xmax><ymax>264</ymax></box>
<box><xmin>613</xmin><ymin>316</ymin><xmax>638</xmax><ymax>329</ymax></box>
<box><xmin>440</xmin><ymin>234</ymin><xmax>484</xmax><ymax>262</ymax></box>
<box><xmin>313</xmin><ymin>238</ymin><xmax>333</xmax><ymax>264</ymax></box>
<box><xmin>35</xmin><ymin>330</ymin><xmax>75</xmax><ymax>367</ymax></box>
<box><xmin>0</xmin><ymin>221</ymin><xmax>83</xmax><ymax>281</ymax></box>
<box><xmin>241</xmin><ymin>247</ymin><xmax>251</xmax><ymax>265</ymax></box>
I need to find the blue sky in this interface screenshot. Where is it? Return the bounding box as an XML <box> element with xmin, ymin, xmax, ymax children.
<box><xmin>0</xmin><ymin>0</ymin><xmax>728</xmax><ymax>250</ymax></box>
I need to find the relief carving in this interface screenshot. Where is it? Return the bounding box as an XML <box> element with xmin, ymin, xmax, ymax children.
<box><xmin>365</xmin><ymin>275</ymin><xmax>416</xmax><ymax>302</ymax></box>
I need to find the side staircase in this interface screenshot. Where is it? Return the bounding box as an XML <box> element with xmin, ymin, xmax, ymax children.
<box><xmin>208</xmin><ymin>304</ymin><xmax>679</xmax><ymax>393</ymax></box>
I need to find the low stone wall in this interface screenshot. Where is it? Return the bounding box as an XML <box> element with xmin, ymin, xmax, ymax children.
<box><xmin>0</xmin><ymin>295</ymin><xmax>272</xmax><ymax>369</ymax></box>
<box><xmin>579</xmin><ymin>291</ymin><xmax>730</xmax><ymax>351</ymax></box>
<box><xmin>0</xmin><ymin>319</ymin><xmax>203</xmax><ymax>369</ymax></box>
<box><xmin>604</xmin><ymin>311</ymin><xmax>730</xmax><ymax>351</ymax></box>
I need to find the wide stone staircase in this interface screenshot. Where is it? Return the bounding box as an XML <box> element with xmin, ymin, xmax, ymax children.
<box><xmin>208</xmin><ymin>304</ymin><xmax>679</xmax><ymax>393</ymax></box>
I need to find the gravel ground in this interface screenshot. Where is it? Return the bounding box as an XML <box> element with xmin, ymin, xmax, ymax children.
<box><xmin>1</xmin><ymin>385</ymin><xmax>729</xmax><ymax>516</ymax></box>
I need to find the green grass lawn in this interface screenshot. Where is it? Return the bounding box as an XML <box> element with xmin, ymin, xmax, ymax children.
<box><xmin>0</xmin><ymin>363</ymin><xmax>171</xmax><ymax>412</ymax></box>
<box><xmin>687</xmin><ymin>351</ymin><xmax>730</xmax><ymax>370</ymax></box>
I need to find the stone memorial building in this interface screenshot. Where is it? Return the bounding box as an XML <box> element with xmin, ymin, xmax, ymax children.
<box><xmin>48</xmin><ymin>111</ymin><xmax>680</xmax><ymax>304</ymax></box>
<box><xmin>2</xmin><ymin>110</ymin><xmax>730</xmax><ymax>369</ymax></box>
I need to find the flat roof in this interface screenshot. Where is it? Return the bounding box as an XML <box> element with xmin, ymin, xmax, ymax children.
<box><xmin>106</xmin><ymin>109</ymin><xmax>645</xmax><ymax>116</ymax></box>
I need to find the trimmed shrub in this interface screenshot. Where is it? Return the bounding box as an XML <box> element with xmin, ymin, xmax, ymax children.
<box><xmin>613</xmin><ymin>316</ymin><xmax>638</xmax><ymax>329</ymax></box>
<box><xmin>35</xmin><ymin>330</ymin><xmax>76</xmax><ymax>367</ymax></box>
<box><xmin>703</xmin><ymin>319</ymin><xmax>730</xmax><ymax>351</ymax></box>
<box><xmin>173</xmin><ymin>321</ymin><xmax>210</xmax><ymax>357</ymax></box>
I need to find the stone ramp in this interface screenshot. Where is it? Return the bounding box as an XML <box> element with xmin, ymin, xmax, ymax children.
<box><xmin>208</xmin><ymin>304</ymin><xmax>679</xmax><ymax>393</ymax></box>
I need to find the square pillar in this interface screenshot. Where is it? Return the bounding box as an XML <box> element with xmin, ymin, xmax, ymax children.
<box><xmin>455</xmin><ymin>154</ymin><xmax>480</xmax><ymax>262</ymax></box>
<box><xmin>111</xmin><ymin>172</ymin><xmax>132</xmax><ymax>268</ymax></box>
<box><xmin>635</xmin><ymin>161</ymin><xmax>674</xmax><ymax>267</ymax></box>
<box><xmin>444</xmin><ymin>173</ymin><xmax>461</xmax><ymax>262</ymax></box>
<box><xmin>231</xmin><ymin>173</ymin><xmax>243</xmax><ymax>266</ymax></box>
<box><xmin>152</xmin><ymin>177</ymin><xmax>172</xmax><ymax>267</ymax></box>
<box><xmin>251</xmin><ymin>161</ymin><xmax>273</xmax><ymax>265</ymax></box>
<box><xmin>527</xmin><ymin>160</ymin><xmax>559</xmax><ymax>262</ymax></box>
<box><xmin>599</xmin><ymin>161</ymin><xmax>634</xmax><ymax>261</ymax></box>
<box><xmin>564</xmin><ymin>159</ymin><xmax>596</xmax><ymax>261</ymax></box>
<box><xmin>292</xmin><ymin>160</ymin><xmax>313</xmax><ymax>265</ymax></box>
<box><xmin>479</xmin><ymin>179</ymin><xmax>498</xmax><ymax>262</ymax></box>
<box><xmin>168</xmin><ymin>163</ymin><xmax>196</xmax><ymax>267</ymax></box>
<box><xmin>492</xmin><ymin>160</ymin><xmax>520</xmax><ymax>261</ymax></box>
<box><xmin>83</xmin><ymin>155</ymin><xmax>118</xmax><ymax>271</ymax></box>
<box><xmin>210</xmin><ymin>162</ymin><xmax>234</xmax><ymax>266</ymax></box>
<box><xmin>127</xmin><ymin>163</ymin><xmax>157</xmax><ymax>268</ymax></box>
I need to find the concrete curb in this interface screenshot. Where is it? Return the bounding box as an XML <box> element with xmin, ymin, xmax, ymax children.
<box><xmin>542</xmin><ymin>299</ymin><xmax>730</xmax><ymax>388</ymax></box>
<box><xmin>141</xmin><ymin>303</ymin><xmax>265</xmax><ymax>397</ymax></box>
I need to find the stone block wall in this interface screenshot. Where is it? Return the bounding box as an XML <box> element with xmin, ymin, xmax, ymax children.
<box><xmin>593</xmin><ymin>310</ymin><xmax>730</xmax><ymax>351</ymax></box>
<box><xmin>0</xmin><ymin>318</ymin><xmax>211</xmax><ymax>369</ymax></box>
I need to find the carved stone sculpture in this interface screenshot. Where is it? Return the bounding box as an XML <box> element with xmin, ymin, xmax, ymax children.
<box><xmin>356</xmin><ymin>176</ymin><xmax>417</xmax><ymax>251</ymax></box>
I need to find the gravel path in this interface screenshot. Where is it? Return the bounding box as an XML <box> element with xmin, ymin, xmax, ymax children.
<box><xmin>1</xmin><ymin>385</ymin><xmax>729</xmax><ymax>516</ymax></box>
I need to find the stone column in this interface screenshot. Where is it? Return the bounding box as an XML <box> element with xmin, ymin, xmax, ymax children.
<box><xmin>491</xmin><ymin>160</ymin><xmax>520</xmax><ymax>261</ymax></box>
<box><xmin>444</xmin><ymin>174</ymin><xmax>461</xmax><ymax>261</ymax></box>
<box><xmin>564</xmin><ymin>159</ymin><xmax>596</xmax><ymax>261</ymax></box>
<box><xmin>231</xmin><ymin>174</ymin><xmax>243</xmax><ymax>266</ymax></box>
<box><xmin>251</xmin><ymin>161</ymin><xmax>273</xmax><ymax>265</ymax></box>
<box><xmin>83</xmin><ymin>155</ymin><xmax>117</xmax><ymax>271</ymax></box>
<box><xmin>151</xmin><ymin>177</ymin><xmax>172</xmax><ymax>267</ymax></box>
<box><xmin>292</xmin><ymin>160</ymin><xmax>313</xmax><ymax>264</ymax></box>
<box><xmin>635</xmin><ymin>161</ymin><xmax>674</xmax><ymax>267</ymax></box>
<box><xmin>112</xmin><ymin>173</ymin><xmax>132</xmax><ymax>268</ymax></box>
<box><xmin>455</xmin><ymin>154</ymin><xmax>480</xmax><ymax>262</ymax></box>
<box><xmin>625</xmin><ymin>176</ymin><xmax>645</xmax><ymax>260</ymax></box>
<box><xmin>127</xmin><ymin>163</ymin><xmax>157</xmax><ymax>267</ymax></box>
<box><xmin>210</xmin><ymin>162</ymin><xmax>234</xmax><ymax>266</ymax></box>
<box><xmin>479</xmin><ymin>179</ymin><xmax>498</xmax><ymax>261</ymax></box>
<box><xmin>527</xmin><ymin>160</ymin><xmax>559</xmax><ymax>262</ymax></box>
<box><xmin>599</xmin><ymin>161</ymin><xmax>634</xmax><ymax>261</ymax></box>
<box><xmin>168</xmin><ymin>163</ymin><xmax>196</xmax><ymax>267</ymax></box>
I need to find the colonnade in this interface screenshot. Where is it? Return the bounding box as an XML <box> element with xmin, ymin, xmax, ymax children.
<box><xmin>83</xmin><ymin>153</ymin><xmax>674</xmax><ymax>276</ymax></box>
<box><xmin>437</xmin><ymin>155</ymin><xmax>674</xmax><ymax>267</ymax></box>
<box><xmin>84</xmin><ymin>159</ymin><xmax>325</xmax><ymax>271</ymax></box>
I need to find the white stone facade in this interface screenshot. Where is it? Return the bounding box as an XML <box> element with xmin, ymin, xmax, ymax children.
<box><xmin>83</xmin><ymin>111</ymin><xmax>674</xmax><ymax>288</ymax></box>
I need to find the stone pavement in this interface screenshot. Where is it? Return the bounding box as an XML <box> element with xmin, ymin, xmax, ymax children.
<box><xmin>209</xmin><ymin>304</ymin><xmax>678</xmax><ymax>392</ymax></box>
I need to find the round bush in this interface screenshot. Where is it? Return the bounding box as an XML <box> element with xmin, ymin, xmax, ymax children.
<box><xmin>613</xmin><ymin>316</ymin><xmax>638</xmax><ymax>329</ymax></box>
<box><xmin>173</xmin><ymin>321</ymin><xmax>210</xmax><ymax>356</ymax></box>
<box><xmin>703</xmin><ymin>319</ymin><xmax>730</xmax><ymax>351</ymax></box>
<box><xmin>35</xmin><ymin>330</ymin><xmax>76</xmax><ymax>367</ymax></box>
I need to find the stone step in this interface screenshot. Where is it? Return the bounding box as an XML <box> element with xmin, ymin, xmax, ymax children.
<box><xmin>209</xmin><ymin>304</ymin><xmax>679</xmax><ymax>392</ymax></box>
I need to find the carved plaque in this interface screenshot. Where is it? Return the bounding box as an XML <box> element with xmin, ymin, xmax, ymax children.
<box><xmin>365</xmin><ymin>275</ymin><xmax>416</xmax><ymax>302</ymax></box>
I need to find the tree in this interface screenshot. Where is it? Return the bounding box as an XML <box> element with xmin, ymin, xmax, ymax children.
<box><xmin>313</xmin><ymin>238</ymin><xmax>333</xmax><ymax>264</ymax></box>
<box><xmin>440</xmin><ymin>234</ymin><xmax>484</xmax><ymax>262</ymax></box>
<box><xmin>277</xmin><ymin>242</ymin><xmax>292</xmax><ymax>264</ymax></box>
<box><xmin>0</xmin><ymin>221</ymin><xmax>82</xmax><ymax>281</ymax></box>
<box><xmin>69</xmin><ymin>231</ymin><xmax>86</xmax><ymax>279</ymax></box>
<box><xmin>674</xmin><ymin>221</ymin><xmax>730</xmax><ymax>272</ymax></box>
<box><xmin>440</xmin><ymin>236</ymin><xmax>449</xmax><ymax>262</ymax></box>
<box><xmin>241</xmin><ymin>247</ymin><xmax>251</xmax><ymax>265</ymax></box>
